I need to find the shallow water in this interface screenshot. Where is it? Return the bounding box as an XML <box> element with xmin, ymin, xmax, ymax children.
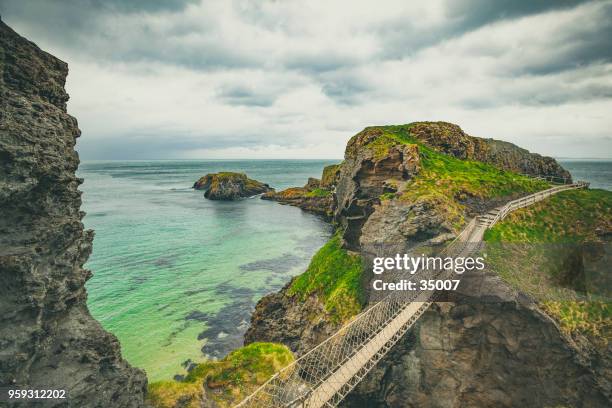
<box><xmin>79</xmin><ymin>160</ymin><xmax>336</xmax><ymax>381</ymax></box>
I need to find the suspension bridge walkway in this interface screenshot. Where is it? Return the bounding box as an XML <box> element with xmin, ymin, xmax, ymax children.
<box><xmin>236</xmin><ymin>179</ymin><xmax>589</xmax><ymax>408</ymax></box>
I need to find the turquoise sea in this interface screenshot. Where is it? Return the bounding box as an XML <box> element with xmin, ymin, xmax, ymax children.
<box><xmin>79</xmin><ymin>160</ymin><xmax>336</xmax><ymax>381</ymax></box>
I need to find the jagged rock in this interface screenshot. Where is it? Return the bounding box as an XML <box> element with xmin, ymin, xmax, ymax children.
<box><xmin>193</xmin><ymin>172</ymin><xmax>272</xmax><ymax>200</ymax></box>
<box><xmin>0</xmin><ymin>19</ymin><xmax>147</xmax><ymax>407</ymax></box>
<box><xmin>335</xmin><ymin>127</ymin><xmax>421</xmax><ymax>250</ymax></box>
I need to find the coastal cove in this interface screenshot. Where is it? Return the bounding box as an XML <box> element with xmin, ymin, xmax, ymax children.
<box><xmin>78</xmin><ymin>160</ymin><xmax>336</xmax><ymax>381</ymax></box>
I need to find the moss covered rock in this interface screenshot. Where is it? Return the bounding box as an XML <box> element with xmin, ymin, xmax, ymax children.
<box><xmin>193</xmin><ymin>172</ymin><xmax>273</xmax><ymax>200</ymax></box>
<box><xmin>147</xmin><ymin>342</ymin><xmax>294</xmax><ymax>408</ymax></box>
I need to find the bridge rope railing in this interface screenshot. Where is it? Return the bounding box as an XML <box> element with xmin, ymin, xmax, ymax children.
<box><xmin>235</xmin><ymin>178</ymin><xmax>589</xmax><ymax>408</ymax></box>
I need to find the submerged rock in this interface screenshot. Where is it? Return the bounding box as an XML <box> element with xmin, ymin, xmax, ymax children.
<box><xmin>193</xmin><ymin>172</ymin><xmax>273</xmax><ymax>200</ymax></box>
<box><xmin>0</xmin><ymin>19</ymin><xmax>147</xmax><ymax>406</ymax></box>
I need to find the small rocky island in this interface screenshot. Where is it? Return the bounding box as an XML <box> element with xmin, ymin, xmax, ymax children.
<box><xmin>193</xmin><ymin>172</ymin><xmax>273</xmax><ymax>200</ymax></box>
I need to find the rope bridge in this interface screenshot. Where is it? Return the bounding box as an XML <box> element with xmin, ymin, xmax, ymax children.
<box><xmin>235</xmin><ymin>179</ymin><xmax>589</xmax><ymax>408</ymax></box>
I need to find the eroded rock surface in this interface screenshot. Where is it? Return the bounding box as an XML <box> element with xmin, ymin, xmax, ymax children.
<box><xmin>0</xmin><ymin>20</ymin><xmax>147</xmax><ymax>407</ymax></box>
<box><xmin>244</xmin><ymin>279</ymin><xmax>341</xmax><ymax>356</ymax></box>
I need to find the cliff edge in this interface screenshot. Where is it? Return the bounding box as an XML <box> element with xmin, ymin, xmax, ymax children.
<box><xmin>0</xmin><ymin>20</ymin><xmax>147</xmax><ymax>407</ymax></box>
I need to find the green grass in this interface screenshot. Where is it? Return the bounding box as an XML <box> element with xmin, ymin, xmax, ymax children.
<box><xmin>147</xmin><ymin>342</ymin><xmax>294</xmax><ymax>408</ymax></box>
<box><xmin>360</xmin><ymin>124</ymin><xmax>549</xmax><ymax>230</ymax></box>
<box><xmin>483</xmin><ymin>189</ymin><xmax>612</xmax><ymax>346</ymax></box>
<box><xmin>541</xmin><ymin>300</ymin><xmax>610</xmax><ymax>343</ymax></box>
<box><xmin>484</xmin><ymin>189</ymin><xmax>612</xmax><ymax>243</ymax></box>
<box><xmin>289</xmin><ymin>232</ymin><xmax>365</xmax><ymax>322</ymax></box>
<box><xmin>379</xmin><ymin>192</ymin><xmax>396</xmax><ymax>201</ymax></box>
<box><xmin>306</xmin><ymin>187</ymin><xmax>332</xmax><ymax>198</ymax></box>
<box><xmin>216</xmin><ymin>172</ymin><xmax>245</xmax><ymax>180</ymax></box>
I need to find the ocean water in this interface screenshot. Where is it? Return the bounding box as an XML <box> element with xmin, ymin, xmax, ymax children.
<box><xmin>78</xmin><ymin>160</ymin><xmax>336</xmax><ymax>381</ymax></box>
<box><xmin>559</xmin><ymin>160</ymin><xmax>612</xmax><ymax>191</ymax></box>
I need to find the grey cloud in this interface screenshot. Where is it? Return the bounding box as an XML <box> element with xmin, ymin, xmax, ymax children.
<box><xmin>321</xmin><ymin>76</ymin><xmax>371</xmax><ymax>105</ymax></box>
<box><xmin>77</xmin><ymin>130</ymin><xmax>271</xmax><ymax>160</ymax></box>
<box><xmin>284</xmin><ymin>54</ymin><xmax>358</xmax><ymax>74</ymax></box>
<box><xmin>1</xmin><ymin>0</ymin><xmax>197</xmax><ymax>15</ymax></box>
<box><xmin>216</xmin><ymin>85</ymin><xmax>276</xmax><ymax>107</ymax></box>
<box><xmin>375</xmin><ymin>0</ymin><xmax>592</xmax><ymax>60</ymax></box>
<box><xmin>1</xmin><ymin>0</ymin><xmax>257</xmax><ymax>70</ymax></box>
<box><xmin>521</xmin><ymin>5</ymin><xmax>612</xmax><ymax>75</ymax></box>
<box><xmin>461</xmin><ymin>81</ymin><xmax>612</xmax><ymax>109</ymax></box>
<box><xmin>446</xmin><ymin>0</ymin><xmax>589</xmax><ymax>30</ymax></box>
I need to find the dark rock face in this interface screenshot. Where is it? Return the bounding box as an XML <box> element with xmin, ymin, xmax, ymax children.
<box><xmin>341</xmin><ymin>274</ymin><xmax>610</xmax><ymax>408</ymax></box>
<box><xmin>334</xmin><ymin>127</ymin><xmax>421</xmax><ymax>250</ymax></box>
<box><xmin>409</xmin><ymin>122</ymin><xmax>572</xmax><ymax>181</ymax></box>
<box><xmin>244</xmin><ymin>280</ymin><xmax>341</xmax><ymax>356</ymax></box>
<box><xmin>193</xmin><ymin>172</ymin><xmax>272</xmax><ymax>200</ymax></box>
<box><xmin>0</xmin><ymin>20</ymin><xmax>147</xmax><ymax>407</ymax></box>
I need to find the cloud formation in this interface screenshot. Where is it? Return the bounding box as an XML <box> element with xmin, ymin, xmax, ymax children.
<box><xmin>1</xmin><ymin>0</ymin><xmax>611</xmax><ymax>159</ymax></box>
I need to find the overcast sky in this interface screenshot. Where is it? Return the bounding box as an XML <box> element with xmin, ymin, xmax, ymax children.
<box><xmin>2</xmin><ymin>0</ymin><xmax>611</xmax><ymax>159</ymax></box>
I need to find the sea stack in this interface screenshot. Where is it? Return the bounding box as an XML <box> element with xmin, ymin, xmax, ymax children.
<box><xmin>193</xmin><ymin>172</ymin><xmax>273</xmax><ymax>200</ymax></box>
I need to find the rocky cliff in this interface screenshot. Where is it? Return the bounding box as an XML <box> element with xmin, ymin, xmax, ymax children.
<box><xmin>246</xmin><ymin>123</ymin><xmax>611</xmax><ymax>407</ymax></box>
<box><xmin>0</xmin><ymin>20</ymin><xmax>147</xmax><ymax>407</ymax></box>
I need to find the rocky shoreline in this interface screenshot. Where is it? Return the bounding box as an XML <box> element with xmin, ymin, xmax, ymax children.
<box><xmin>261</xmin><ymin>174</ymin><xmax>336</xmax><ymax>218</ymax></box>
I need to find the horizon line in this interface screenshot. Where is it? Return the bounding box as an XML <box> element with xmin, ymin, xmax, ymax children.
<box><xmin>78</xmin><ymin>157</ymin><xmax>612</xmax><ymax>161</ymax></box>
